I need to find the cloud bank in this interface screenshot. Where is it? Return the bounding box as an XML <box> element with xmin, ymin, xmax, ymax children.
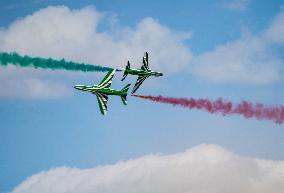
<box><xmin>1</xmin><ymin>4</ymin><xmax>284</xmax><ymax>98</ymax></box>
<box><xmin>263</xmin><ymin>5</ymin><xmax>284</xmax><ymax>44</ymax></box>
<box><xmin>0</xmin><ymin>6</ymin><xmax>191</xmax><ymax>72</ymax></box>
<box><xmin>191</xmin><ymin>5</ymin><xmax>284</xmax><ymax>84</ymax></box>
<box><xmin>10</xmin><ymin>144</ymin><xmax>284</xmax><ymax>193</ymax></box>
<box><xmin>191</xmin><ymin>36</ymin><xmax>281</xmax><ymax>84</ymax></box>
<box><xmin>0</xmin><ymin>66</ymin><xmax>70</xmax><ymax>99</ymax></box>
<box><xmin>0</xmin><ymin>6</ymin><xmax>191</xmax><ymax>99</ymax></box>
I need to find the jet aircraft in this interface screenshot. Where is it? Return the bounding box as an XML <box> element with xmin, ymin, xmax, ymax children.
<box><xmin>120</xmin><ymin>52</ymin><xmax>163</xmax><ymax>94</ymax></box>
<box><xmin>74</xmin><ymin>69</ymin><xmax>131</xmax><ymax>115</ymax></box>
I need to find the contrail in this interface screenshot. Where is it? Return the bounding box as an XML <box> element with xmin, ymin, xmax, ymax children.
<box><xmin>132</xmin><ymin>94</ymin><xmax>284</xmax><ymax>124</ymax></box>
<box><xmin>0</xmin><ymin>52</ymin><xmax>112</xmax><ymax>72</ymax></box>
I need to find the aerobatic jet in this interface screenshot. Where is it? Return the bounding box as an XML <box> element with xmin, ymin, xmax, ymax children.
<box><xmin>120</xmin><ymin>52</ymin><xmax>163</xmax><ymax>94</ymax></box>
<box><xmin>74</xmin><ymin>69</ymin><xmax>131</xmax><ymax>115</ymax></box>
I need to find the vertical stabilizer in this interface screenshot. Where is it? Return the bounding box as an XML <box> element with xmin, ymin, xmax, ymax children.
<box><xmin>121</xmin><ymin>61</ymin><xmax>131</xmax><ymax>81</ymax></box>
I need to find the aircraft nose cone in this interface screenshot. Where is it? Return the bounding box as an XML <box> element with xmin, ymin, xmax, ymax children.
<box><xmin>74</xmin><ymin>85</ymin><xmax>83</xmax><ymax>90</ymax></box>
<box><xmin>155</xmin><ymin>73</ymin><xmax>163</xmax><ymax>77</ymax></box>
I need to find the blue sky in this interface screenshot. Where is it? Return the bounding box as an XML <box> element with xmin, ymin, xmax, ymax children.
<box><xmin>1</xmin><ymin>0</ymin><xmax>284</xmax><ymax>192</ymax></box>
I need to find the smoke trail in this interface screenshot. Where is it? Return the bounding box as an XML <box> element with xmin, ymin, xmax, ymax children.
<box><xmin>0</xmin><ymin>52</ymin><xmax>112</xmax><ymax>72</ymax></box>
<box><xmin>132</xmin><ymin>94</ymin><xmax>284</xmax><ymax>124</ymax></box>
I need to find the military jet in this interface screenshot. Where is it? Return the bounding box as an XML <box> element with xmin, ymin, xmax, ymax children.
<box><xmin>120</xmin><ymin>52</ymin><xmax>163</xmax><ymax>94</ymax></box>
<box><xmin>74</xmin><ymin>69</ymin><xmax>131</xmax><ymax>115</ymax></box>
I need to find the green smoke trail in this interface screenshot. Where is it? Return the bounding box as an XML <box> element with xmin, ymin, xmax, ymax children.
<box><xmin>0</xmin><ymin>52</ymin><xmax>112</xmax><ymax>72</ymax></box>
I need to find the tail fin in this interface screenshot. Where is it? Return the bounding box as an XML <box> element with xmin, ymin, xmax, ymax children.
<box><xmin>126</xmin><ymin>61</ymin><xmax>130</xmax><ymax>69</ymax></box>
<box><xmin>121</xmin><ymin>83</ymin><xmax>131</xmax><ymax>105</ymax></box>
<box><xmin>121</xmin><ymin>61</ymin><xmax>130</xmax><ymax>81</ymax></box>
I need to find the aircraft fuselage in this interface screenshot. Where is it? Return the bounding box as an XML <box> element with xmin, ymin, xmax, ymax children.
<box><xmin>74</xmin><ymin>85</ymin><xmax>127</xmax><ymax>96</ymax></box>
<box><xmin>125</xmin><ymin>68</ymin><xmax>163</xmax><ymax>77</ymax></box>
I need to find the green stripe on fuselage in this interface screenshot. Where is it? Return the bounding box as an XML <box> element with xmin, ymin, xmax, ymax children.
<box><xmin>84</xmin><ymin>87</ymin><xmax>126</xmax><ymax>96</ymax></box>
<box><xmin>126</xmin><ymin>69</ymin><xmax>162</xmax><ymax>76</ymax></box>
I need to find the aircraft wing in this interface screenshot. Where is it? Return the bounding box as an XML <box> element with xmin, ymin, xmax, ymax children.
<box><xmin>98</xmin><ymin>69</ymin><xmax>116</xmax><ymax>89</ymax></box>
<box><xmin>141</xmin><ymin>52</ymin><xmax>150</xmax><ymax>71</ymax></box>
<box><xmin>131</xmin><ymin>75</ymin><xmax>149</xmax><ymax>94</ymax></box>
<box><xmin>95</xmin><ymin>93</ymin><xmax>108</xmax><ymax>115</ymax></box>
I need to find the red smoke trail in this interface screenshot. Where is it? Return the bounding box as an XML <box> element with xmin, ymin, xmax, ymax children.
<box><xmin>132</xmin><ymin>94</ymin><xmax>284</xmax><ymax>124</ymax></box>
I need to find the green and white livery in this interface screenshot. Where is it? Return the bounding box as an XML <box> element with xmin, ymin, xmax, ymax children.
<box><xmin>74</xmin><ymin>69</ymin><xmax>131</xmax><ymax>115</ymax></box>
<box><xmin>120</xmin><ymin>52</ymin><xmax>163</xmax><ymax>94</ymax></box>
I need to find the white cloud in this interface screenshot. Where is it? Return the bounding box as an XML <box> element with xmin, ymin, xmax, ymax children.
<box><xmin>191</xmin><ymin>36</ymin><xmax>281</xmax><ymax>84</ymax></box>
<box><xmin>10</xmin><ymin>144</ymin><xmax>284</xmax><ymax>193</ymax></box>
<box><xmin>191</xmin><ymin>6</ymin><xmax>284</xmax><ymax>84</ymax></box>
<box><xmin>0</xmin><ymin>6</ymin><xmax>191</xmax><ymax>72</ymax></box>
<box><xmin>0</xmin><ymin>77</ymin><xmax>69</xmax><ymax>99</ymax></box>
<box><xmin>0</xmin><ymin>66</ymin><xmax>70</xmax><ymax>99</ymax></box>
<box><xmin>1</xmin><ymin>4</ymin><xmax>284</xmax><ymax>99</ymax></box>
<box><xmin>0</xmin><ymin>6</ymin><xmax>191</xmax><ymax>99</ymax></box>
<box><xmin>222</xmin><ymin>0</ymin><xmax>250</xmax><ymax>11</ymax></box>
<box><xmin>263</xmin><ymin>5</ymin><xmax>284</xmax><ymax>44</ymax></box>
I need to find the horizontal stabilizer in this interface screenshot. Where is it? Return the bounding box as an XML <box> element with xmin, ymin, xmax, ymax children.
<box><xmin>121</xmin><ymin>83</ymin><xmax>131</xmax><ymax>105</ymax></box>
<box><xmin>121</xmin><ymin>83</ymin><xmax>131</xmax><ymax>93</ymax></box>
<box><xmin>121</xmin><ymin>95</ymin><xmax>127</xmax><ymax>105</ymax></box>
